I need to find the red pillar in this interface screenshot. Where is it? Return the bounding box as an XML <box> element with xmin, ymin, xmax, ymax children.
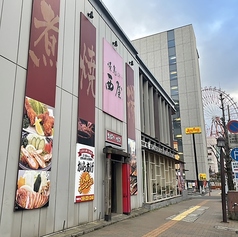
<box><xmin>122</xmin><ymin>163</ymin><xmax>131</xmax><ymax>214</ymax></box>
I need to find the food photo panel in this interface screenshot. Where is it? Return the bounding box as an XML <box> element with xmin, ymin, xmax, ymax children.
<box><xmin>15</xmin><ymin>170</ymin><xmax>50</xmax><ymax>210</ymax></box>
<box><xmin>15</xmin><ymin>96</ymin><xmax>54</xmax><ymax>211</ymax></box>
<box><xmin>20</xmin><ymin>96</ymin><xmax>54</xmax><ymax>171</ymax></box>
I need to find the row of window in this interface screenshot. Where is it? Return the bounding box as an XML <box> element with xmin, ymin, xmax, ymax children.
<box><xmin>144</xmin><ymin>151</ymin><xmax>178</xmax><ymax>202</ymax></box>
<box><xmin>167</xmin><ymin>30</ymin><xmax>184</xmax><ymax>161</ymax></box>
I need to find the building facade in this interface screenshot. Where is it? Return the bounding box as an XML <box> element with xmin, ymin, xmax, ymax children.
<box><xmin>138</xmin><ymin>58</ymin><xmax>180</xmax><ymax>202</ymax></box>
<box><xmin>0</xmin><ymin>1</ymin><xmax>181</xmax><ymax>237</ymax></box>
<box><xmin>132</xmin><ymin>25</ymin><xmax>209</xmax><ymax>184</ymax></box>
<box><xmin>207</xmin><ymin>136</ymin><xmax>219</xmax><ymax>175</ymax></box>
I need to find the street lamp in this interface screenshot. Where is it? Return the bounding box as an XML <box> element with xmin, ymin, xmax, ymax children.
<box><xmin>217</xmin><ymin>136</ymin><xmax>227</xmax><ymax>222</ymax></box>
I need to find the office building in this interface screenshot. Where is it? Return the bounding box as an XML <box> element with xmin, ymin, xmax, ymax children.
<box><xmin>132</xmin><ymin>25</ymin><xmax>209</xmax><ymax>184</ymax></box>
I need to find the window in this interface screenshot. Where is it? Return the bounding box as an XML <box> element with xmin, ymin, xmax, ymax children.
<box><xmin>169</xmin><ymin>56</ymin><xmax>176</xmax><ymax>64</ymax></box>
<box><xmin>174</xmin><ymin>127</ymin><xmax>181</xmax><ymax>135</ymax></box>
<box><xmin>168</xmin><ymin>47</ymin><xmax>176</xmax><ymax>56</ymax></box>
<box><xmin>171</xmin><ymin>94</ymin><xmax>179</xmax><ymax>101</ymax></box>
<box><xmin>173</xmin><ymin>120</ymin><xmax>181</xmax><ymax>129</ymax></box>
<box><xmin>171</xmin><ymin>87</ymin><xmax>178</xmax><ymax>96</ymax></box>
<box><xmin>170</xmin><ymin>79</ymin><xmax>178</xmax><ymax>87</ymax></box>
<box><xmin>169</xmin><ymin>64</ymin><xmax>177</xmax><ymax>72</ymax></box>
<box><xmin>170</xmin><ymin>72</ymin><xmax>177</xmax><ymax>81</ymax></box>
<box><xmin>167</xmin><ymin>30</ymin><xmax>174</xmax><ymax>41</ymax></box>
<box><xmin>167</xmin><ymin>29</ymin><xmax>184</xmax><ymax>163</ymax></box>
<box><xmin>170</xmin><ymin>70</ymin><xmax>177</xmax><ymax>76</ymax></box>
<box><xmin>168</xmin><ymin>40</ymin><xmax>175</xmax><ymax>48</ymax></box>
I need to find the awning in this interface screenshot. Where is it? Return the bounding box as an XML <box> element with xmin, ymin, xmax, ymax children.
<box><xmin>103</xmin><ymin>146</ymin><xmax>130</xmax><ymax>158</ymax></box>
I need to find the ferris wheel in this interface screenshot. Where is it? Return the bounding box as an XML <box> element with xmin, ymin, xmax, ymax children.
<box><xmin>202</xmin><ymin>87</ymin><xmax>238</xmax><ymax>137</ymax></box>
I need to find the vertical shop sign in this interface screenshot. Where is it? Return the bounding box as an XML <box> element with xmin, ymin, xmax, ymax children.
<box><xmin>15</xmin><ymin>0</ymin><xmax>60</xmax><ymax>211</ymax></box>
<box><xmin>126</xmin><ymin>64</ymin><xmax>137</xmax><ymax>195</ymax></box>
<box><xmin>75</xmin><ymin>145</ymin><xmax>95</xmax><ymax>202</ymax></box>
<box><xmin>75</xmin><ymin>13</ymin><xmax>96</xmax><ymax>203</ymax></box>
<box><xmin>26</xmin><ymin>0</ymin><xmax>60</xmax><ymax>107</ymax></box>
<box><xmin>103</xmin><ymin>38</ymin><xmax>124</xmax><ymax>121</ymax></box>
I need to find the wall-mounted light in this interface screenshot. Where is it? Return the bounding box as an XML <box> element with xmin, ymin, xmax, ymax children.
<box><xmin>112</xmin><ymin>41</ymin><xmax>118</xmax><ymax>47</ymax></box>
<box><xmin>87</xmin><ymin>11</ymin><xmax>94</xmax><ymax>19</ymax></box>
<box><xmin>129</xmin><ymin>61</ymin><xmax>134</xmax><ymax>66</ymax></box>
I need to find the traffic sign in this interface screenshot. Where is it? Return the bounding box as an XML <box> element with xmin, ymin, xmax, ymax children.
<box><xmin>227</xmin><ymin>120</ymin><xmax>238</xmax><ymax>134</ymax></box>
<box><xmin>230</xmin><ymin>148</ymin><xmax>238</xmax><ymax>161</ymax></box>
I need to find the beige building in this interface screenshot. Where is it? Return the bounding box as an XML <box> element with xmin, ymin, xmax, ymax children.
<box><xmin>0</xmin><ymin>1</ymin><xmax>184</xmax><ymax>236</ymax></box>
<box><xmin>132</xmin><ymin>25</ymin><xmax>209</xmax><ymax>184</ymax></box>
<box><xmin>207</xmin><ymin>136</ymin><xmax>219</xmax><ymax>175</ymax></box>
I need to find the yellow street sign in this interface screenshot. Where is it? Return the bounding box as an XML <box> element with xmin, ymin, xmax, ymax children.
<box><xmin>199</xmin><ymin>173</ymin><xmax>207</xmax><ymax>181</ymax></box>
<box><xmin>185</xmin><ymin>127</ymin><xmax>201</xmax><ymax>134</ymax></box>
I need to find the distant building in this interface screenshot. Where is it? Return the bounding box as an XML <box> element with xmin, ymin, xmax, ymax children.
<box><xmin>207</xmin><ymin>136</ymin><xmax>219</xmax><ymax>174</ymax></box>
<box><xmin>132</xmin><ymin>25</ymin><xmax>209</xmax><ymax>183</ymax></box>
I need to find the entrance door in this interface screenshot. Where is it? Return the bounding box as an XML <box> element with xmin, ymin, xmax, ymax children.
<box><xmin>111</xmin><ymin>161</ymin><xmax>117</xmax><ymax>213</ymax></box>
<box><xmin>103</xmin><ymin>147</ymin><xmax>131</xmax><ymax>221</ymax></box>
<box><xmin>110</xmin><ymin>157</ymin><xmax>123</xmax><ymax>214</ymax></box>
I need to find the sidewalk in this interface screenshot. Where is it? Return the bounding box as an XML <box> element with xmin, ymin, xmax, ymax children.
<box><xmin>42</xmin><ymin>189</ymin><xmax>238</xmax><ymax>237</ymax></box>
<box><xmin>42</xmin><ymin>206</ymin><xmax>150</xmax><ymax>237</ymax></box>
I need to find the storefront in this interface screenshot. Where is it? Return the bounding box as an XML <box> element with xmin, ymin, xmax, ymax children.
<box><xmin>142</xmin><ymin>136</ymin><xmax>179</xmax><ymax>203</ymax></box>
<box><xmin>103</xmin><ymin>145</ymin><xmax>131</xmax><ymax>221</ymax></box>
<box><xmin>0</xmin><ymin>0</ymin><xmax>181</xmax><ymax>236</ymax></box>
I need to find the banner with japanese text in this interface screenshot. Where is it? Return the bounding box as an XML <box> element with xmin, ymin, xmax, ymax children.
<box><xmin>74</xmin><ymin>12</ymin><xmax>96</xmax><ymax>202</ymax></box>
<box><xmin>25</xmin><ymin>0</ymin><xmax>60</xmax><ymax>107</ymax></box>
<box><xmin>75</xmin><ymin>145</ymin><xmax>95</xmax><ymax>202</ymax></box>
<box><xmin>126</xmin><ymin>64</ymin><xmax>137</xmax><ymax>195</ymax></box>
<box><xmin>15</xmin><ymin>0</ymin><xmax>60</xmax><ymax>211</ymax></box>
<box><xmin>103</xmin><ymin>38</ymin><xmax>124</xmax><ymax>121</ymax></box>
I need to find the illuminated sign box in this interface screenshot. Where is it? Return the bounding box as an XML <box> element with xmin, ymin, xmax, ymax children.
<box><xmin>106</xmin><ymin>130</ymin><xmax>122</xmax><ymax>146</ymax></box>
<box><xmin>199</xmin><ymin>173</ymin><xmax>207</xmax><ymax>181</ymax></box>
<box><xmin>185</xmin><ymin>127</ymin><xmax>201</xmax><ymax>134</ymax></box>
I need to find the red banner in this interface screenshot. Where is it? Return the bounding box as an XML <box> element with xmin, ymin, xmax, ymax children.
<box><xmin>76</xmin><ymin>13</ymin><xmax>96</xmax><ymax>148</ymax></box>
<box><xmin>75</xmin><ymin>13</ymin><xmax>96</xmax><ymax>203</ymax></box>
<box><xmin>126</xmin><ymin>64</ymin><xmax>135</xmax><ymax>140</ymax></box>
<box><xmin>126</xmin><ymin>63</ymin><xmax>137</xmax><ymax>195</ymax></box>
<box><xmin>78</xmin><ymin>12</ymin><xmax>96</xmax><ymax>123</ymax></box>
<box><xmin>15</xmin><ymin>0</ymin><xmax>60</xmax><ymax>211</ymax></box>
<box><xmin>26</xmin><ymin>0</ymin><xmax>60</xmax><ymax>107</ymax></box>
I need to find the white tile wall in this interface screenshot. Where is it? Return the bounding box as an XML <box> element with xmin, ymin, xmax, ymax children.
<box><xmin>61</xmin><ymin>0</ymin><xmax>78</xmax><ymax>94</ymax></box>
<box><xmin>17</xmin><ymin>0</ymin><xmax>32</xmax><ymax>68</ymax></box>
<box><xmin>175</xmin><ymin>44</ymin><xmax>184</xmax><ymax>63</ymax></box>
<box><xmin>0</xmin><ymin>0</ymin><xmax>23</xmax><ymax>63</ymax></box>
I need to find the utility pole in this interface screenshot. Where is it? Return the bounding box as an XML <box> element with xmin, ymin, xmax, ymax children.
<box><xmin>220</xmin><ymin>93</ymin><xmax>234</xmax><ymax>190</ymax></box>
<box><xmin>192</xmin><ymin>133</ymin><xmax>200</xmax><ymax>192</ymax></box>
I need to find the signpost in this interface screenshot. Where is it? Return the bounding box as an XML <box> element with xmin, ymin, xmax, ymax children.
<box><xmin>199</xmin><ymin>173</ymin><xmax>207</xmax><ymax>181</ymax></box>
<box><xmin>185</xmin><ymin>127</ymin><xmax>202</xmax><ymax>192</ymax></box>
<box><xmin>185</xmin><ymin>127</ymin><xmax>202</xmax><ymax>134</ymax></box>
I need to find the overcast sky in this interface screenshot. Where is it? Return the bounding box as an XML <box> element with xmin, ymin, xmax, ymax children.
<box><xmin>102</xmin><ymin>0</ymin><xmax>238</xmax><ymax>103</ymax></box>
